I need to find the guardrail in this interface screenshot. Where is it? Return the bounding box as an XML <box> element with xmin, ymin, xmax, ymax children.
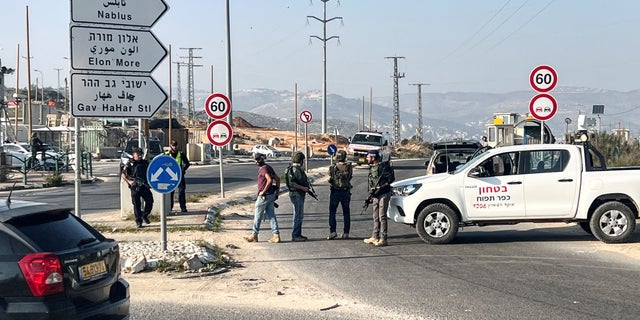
<box><xmin>0</xmin><ymin>151</ymin><xmax>93</xmax><ymax>185</ymax></box>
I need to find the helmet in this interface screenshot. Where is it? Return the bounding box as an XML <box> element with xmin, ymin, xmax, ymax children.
<box><xmin>336</xmin><ymin>150</ymin><xmax>347</xmax><ymax>162</ymax></box>
<box><xmin>292</xmin><ymin>151</ymin><xmax>305</xmax><ymax>164</ymax></box>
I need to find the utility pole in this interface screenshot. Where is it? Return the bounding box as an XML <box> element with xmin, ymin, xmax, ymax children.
<box><xmin>385</xmin><ymin>56</ymin><xmax>405</xmax><ymax>144</ymax></box>
<box><xmin>307</xmin><ymin>0</ymin><xmax>342</xmax><ymax>134</ymax></box>
<box><xmin>410</xmin><ymin>83</ymin><xmax>429</xmax><ymax>142</ymax></box>
<box><xmin>54</xmin><ymin>67</ymin><xmax>63</xmax><ymax>107</ymax></box>
<box><xmin>172</xmin><ymin>61</ymin><xmax>187</xmax><ymax>121</ymax></box>
<box><xmin>179</xmin><ymin>48</ymin><xmax>202</xmax><ymax>128</ymax></box>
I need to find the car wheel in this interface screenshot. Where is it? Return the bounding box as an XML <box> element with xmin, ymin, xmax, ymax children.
<box><xmin>589</xmin><ymin>201</ymin><xmax>636</xmax><ymax>243</ymax></box>
<box><xmin>578</xmin><ymin>221</ymin><xmax>592</xmax><ymax>235</ymax></box>
<box><xmin>416</xmin><ymin>203</ymin><xmax>459</xmax><ymax>244</ymax></box>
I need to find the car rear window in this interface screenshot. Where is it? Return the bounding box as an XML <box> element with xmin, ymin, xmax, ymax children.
<box><xmin>8</xmin><ymin>210</ymin><xmax>103</xmax><ymax>252</ymax></box>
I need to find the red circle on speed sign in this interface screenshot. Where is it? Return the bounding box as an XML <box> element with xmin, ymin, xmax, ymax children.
<box><xmin>529</xmin><ymin>93</ymin><xmax>557</xmax><ymax>121</ymax></box>
<box><xmin>206</xmin><ymin>120</ymin><xmax>233</xmax><ymax>146</ymax></box>
<box><xmin>529</xmin><ymin>65</ymin><xmax>558</xmax><ymax>92</ymax></box>
<box><xmin>204</xmin><ymin>93</ymin><xmax>231</xmax><ymax>119</ymax></box>
<box><xmin>299</xmin><ymin>110</ymin><xmax>312</xmax><ymax>123</ymax></box>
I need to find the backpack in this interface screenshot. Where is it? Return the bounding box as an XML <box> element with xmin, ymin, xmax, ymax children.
<box><xmin>330</xmin><ymin>163</ymin><xmax>352</xmax><ymax>190</ymax></box>
<box><xmin>285</xmin><ymin>165</ymin><xmax>294</xmax><ymax>190</ymax></box>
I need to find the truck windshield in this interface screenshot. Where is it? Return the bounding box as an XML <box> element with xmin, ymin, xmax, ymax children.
<box><xmin>352</xmin><ymin>134</ymin><xmax>382</xmax><ymax>146</ymax></box>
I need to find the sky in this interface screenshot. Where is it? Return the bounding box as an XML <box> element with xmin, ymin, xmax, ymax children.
<box><xmin>2</xmin><ymin>0</ymin><xmax>640</xmax><ymax>100</ymax></box>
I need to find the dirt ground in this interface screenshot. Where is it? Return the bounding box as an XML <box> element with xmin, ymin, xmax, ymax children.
<box><xmin>117</xmin><ymin>199</ymin><xmax>402</xmax><ymax>318</ymax></box>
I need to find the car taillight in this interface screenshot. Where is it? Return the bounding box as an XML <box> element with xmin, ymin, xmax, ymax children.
<box><xmin>107</xmin><ymin>239</ymin><xmax>122</xmax><ymax>276</ymax></box>
<box><xmin>18</xmin><ymin>253</ymin><xmax>64</xmax><ymax>297</ymax></box>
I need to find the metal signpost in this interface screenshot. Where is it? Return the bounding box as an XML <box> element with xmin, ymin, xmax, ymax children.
<box><xmin>147</xmin><ymin>155</ymin><xmax>181</xmax><ymax>251</ymax></box>
<box><xmin>204</xmin><ymin>93</ymin><xmax>232</xmax><ymax>198</ymax></box>
<box><xmin>69</xmin><ymin>1</ymin><xmax>169</xmax><ymax>223</ymax></box>
<box><xmin>299</xmin><ymin>110</ymin><xmax>312</xmax><ymax>170</ymax></box>
<box><xmin>529</xmin><ymin>65</ymin><xmax>558</xmax><ymax>143</ymax></box>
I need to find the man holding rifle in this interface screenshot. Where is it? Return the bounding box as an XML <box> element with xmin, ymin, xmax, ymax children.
<box><xmin>285</xmin><ymin>151</ymin><xmax>317</xmax><ymax>242</ymax></box>
<box><xmin>363</xmin><ymin>150</ymin><xmax>395</xmax><ymax>247</ymax></box>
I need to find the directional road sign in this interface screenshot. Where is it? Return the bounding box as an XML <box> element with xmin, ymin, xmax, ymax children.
<box><xmin>71</xmin><ymin>0</ymin><xmax>169</xmax><ymax>28</ymax></box>
<box><xmin>146</xmin><ymin>155</ymin><xmax>182</xmax><ymax>194</ymax></box>
<box><xmin>529</xmin><ymin>93</ymin><xmax>557</xmax><ymax>121</ymax></box>
<box><xmin>204</xmin><ymin>93</ymin><xmax>231</xmax><ymax>119</ymax></box>
<box><xmin>206</xmin><ymin>120</ymin><xmax>233</xmax><ymax>147</ymax></box>
<box><xmin>70</xmin><ymin>26</ymin><xmax>167</xmax><ymax>73</ymax></box>
<box><xmin>530</xmin><ymin>65</ymin><xmax>558</xmax><ymax>93</ymax></box>
<box><xmin>327</xmin><ymin>144</ymin><xmax>337</xmax><ymax>156</ymax></box>
<box><xmin>300</xmin><ymin>110</ymin><xmax>312</xmax><ymax>123</ymax></box>
<box><xmin>71</xmin><ymin>73</ymin><xmax>167</xmax><ymax>118</ymax></box>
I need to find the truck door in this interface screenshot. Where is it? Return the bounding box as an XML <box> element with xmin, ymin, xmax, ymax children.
<box><xmin>463</xmin><ymin>152</ymin><xmax>526</xmax><ymax>219</ymax></box>
<box><xmin>522</xmin><ymin>149</ymin><xmax>579</xmax><ymax>217</ymax></box>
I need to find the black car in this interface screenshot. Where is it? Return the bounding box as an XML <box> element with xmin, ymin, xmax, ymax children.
<box><xmin>425</xmin><ymin>139</ymin><xmax>483</xmax><ymax>174</ymax></box>
<box><xmin>0</xmin><ymin>199</ymin><xmax>129</xmax><ymax>319</ymax></box>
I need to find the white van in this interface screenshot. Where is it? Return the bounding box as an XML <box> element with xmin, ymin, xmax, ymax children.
<box><xmin>346</xmin><ymin>131</ymin><xmax>392</xmax><ymax>165</ymax></box>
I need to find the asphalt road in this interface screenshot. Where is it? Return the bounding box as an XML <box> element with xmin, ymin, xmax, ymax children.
<box><xmin>12</xmin><ymin>158</ymin><xmax>640</xmax><ymax>319</ymax></box>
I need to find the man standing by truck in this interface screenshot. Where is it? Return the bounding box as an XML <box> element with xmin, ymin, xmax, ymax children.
<box><xmin>327</xmin><ymin>150</ymin><xmax>353</xmax><ymax>240</ymax></box>
<box><xmin>363</xmin><ymin>150</ymin><xmax>395</xmax><ymax>247</ymax></box>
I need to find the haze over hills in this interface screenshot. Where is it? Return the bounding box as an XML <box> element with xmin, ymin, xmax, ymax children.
<box><xmin>192</xmin><ymin>87</ymin><xmax>640</xmax><ymax>142</ymax></box>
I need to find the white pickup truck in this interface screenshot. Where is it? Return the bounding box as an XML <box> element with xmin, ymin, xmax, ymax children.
<box><xmin>388</xmin><ymin>141</ymin><xmax>640</xmax><ymax>244</ymax></box>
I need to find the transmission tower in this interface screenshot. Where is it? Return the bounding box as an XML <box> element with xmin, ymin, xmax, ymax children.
<box><xmin>173</xmin><ymin>61</ymin><xmax>188</xmax><ymax>121</ymax></box>
<box><xmin>385</xmin><ymin>56</ymin><xmax>405</xmax><ymax>144</ymax></box>
<box><xmin>179</xmin><ymin>48</ymin><xmax>203</xmax><ymax>127</ymax></box>
<box><xmin>307</xmin><ymin>0</ymin><xmax>343</xmax><ymax>134</ymax></box>
<box><xmin>410</xmin><ymin>83</ymin><xmax>429</xmax><ymax>142</ymax></box>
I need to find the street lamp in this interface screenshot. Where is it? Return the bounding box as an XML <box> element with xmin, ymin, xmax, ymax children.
<box><xmin>34</xmin><ymin>68</ymin><xmax>45</xmax><ymax>100</ymax></box>
<box><xmin>54</xmin><ymin>67</ymin><xmax>63</xmax><ymax>105</ymax></box>
<box><xmin>33</xmin><ymin>69</ymin><xmax>44</xmax><ymax>124</ymax></box>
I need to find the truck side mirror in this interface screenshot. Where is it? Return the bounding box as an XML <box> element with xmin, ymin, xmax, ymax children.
<box><xmin>468</xmin><ymin>166</ymin><xmax>485</xmax><ymax>178</ymax></box>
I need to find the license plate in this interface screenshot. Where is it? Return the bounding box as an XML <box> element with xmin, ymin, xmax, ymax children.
<box><xmin>358</xmin><ymin>157</ymin><xmax>365</xmax><ymax>163</ymax></box>
<box><xmin>79</xmin><ymin>260</ymin><xmax>107</xmax><ymax>281</ymax></box>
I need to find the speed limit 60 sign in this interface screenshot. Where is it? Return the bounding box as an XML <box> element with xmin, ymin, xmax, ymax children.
<box><xmin>204</xmin><ymin>93</ymin><xmax>231</xmax><ymax>119</ymax></box>
<box><xmin>530</xmin><ymin>65</ymin><xmax>558</xmax><ymax>92</ymax></box>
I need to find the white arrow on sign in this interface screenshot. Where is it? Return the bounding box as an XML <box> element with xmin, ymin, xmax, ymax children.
<box><xmin>71</xmin><ymin>73</ymin><xmax>167</xmax><ymax>118</ymax></box>
<box><xmin>71</xmin><ymin>26</ymin><xmax>167</xmax><ymax>73</ymax></box>
<box><xmin>71</xmin><ymin>0</ymin><xmax>169</xmax><ymax>28</ymax></box>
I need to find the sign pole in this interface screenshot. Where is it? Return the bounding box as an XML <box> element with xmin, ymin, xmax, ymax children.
<box><xmin>304</xmin><ymin>123</ymin><xmax>308</xmax><ymax>172</ymax></box>
<box><xmin>161</xmin><ymin>194</ymin><xmax>167</xmax><ymax>250</ymax></box>
<box><xmin>541</xmin><ymin>121</ymin><xmax>544</xmax><ymax>144</ymax></box>
<box><xmin>219</xmin><ymin>147</ymin><xmax>225</xmax><ymax>198</ymax></box>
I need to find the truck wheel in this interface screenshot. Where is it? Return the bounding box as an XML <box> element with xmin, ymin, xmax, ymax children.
<box><xmin>416</xmin><ymin>203</ymin><xmax>459</xmax><ymax>244</ymax></box>
<box><xmin>589</xmin><ymin>202</ymin><xmax>636</xmax><ymax>243</ymax></box>
<box><xmin>578</xmin><ymin>222</ymin><xmax>592</xmax><ymax>235</ymax></box>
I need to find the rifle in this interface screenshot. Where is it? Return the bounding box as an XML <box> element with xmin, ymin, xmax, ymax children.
<box><xmin>360</xmin><ymin>165</ymin><xmax>384</xmax><ymax>215</ymax></box>
<box><xmin>360</xmin><ymin>188</ymin><xmax>376</xmax><ymax>215</ymax></box>
<box><xmin>306</xmin><ymin>182</ymin><xmax>319</xmax><ymax>201</ymax></box>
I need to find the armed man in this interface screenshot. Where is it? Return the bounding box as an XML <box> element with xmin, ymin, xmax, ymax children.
<box><xmin>285</xmin><ymin>151</ymin><xmax>316</xmax><ymax>242</ymax></box>
<box><xmin>327</xmin><ymin>150</ymin><xmax>353</xmax><ymax>240</ymax></box>
<box><xmin>363</xmin><ymin>149</ymin><xmax>395</xmax><ymax>247</ymax></box>
<box><xmin>121</xmin><ymin>147</ymin><xmax>154</xmax><ymax>228</ymax></box>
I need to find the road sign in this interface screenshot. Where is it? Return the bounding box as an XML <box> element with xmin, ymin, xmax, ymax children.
<box><xmin>206</xmin><ymin>120</ymin><xmax>233</xmax><ymax>147</ymax></box>
<box><xmin>300</xmin><ymin>110</ymin><xmax>312</xmax><ymax>123</ymax></box>
<box><xmin>146</xmin><ymin>155</ymin><xmax>182</xmax><ymax>194</ymax></box>
<box><xmin>204</xmin><ymin>93</ymin><xmax>231</xmax><ymax>119</ymax></box>
<box><xmin>71</xmin><ymin>0</ymin><xmax>169</xmax><ymax>28</ymax></box>
<box><xmin>70</xmin><ymin>26</ymin><xmax>167</xmax><ymax>73</ymax></box>
<box><xmin>529</xmin><ymin>65</ymin><xmax>558</xmax><ymax>92</ymax></box>
<box><xmin>71</xmin><ymin>73</ymin><xmax>167</xmax><ymax>118</ymax></box>
<box><xmin>327</xmin><ymin>144</ymin><xmax>337</xmax><ymax>155</ymax></box>
<box><xmin>529</xmin><ymin>93</ymin><xmax>557</xmax><ymax>121</ymax></box>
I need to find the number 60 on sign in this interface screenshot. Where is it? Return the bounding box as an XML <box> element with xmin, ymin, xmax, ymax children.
<box><xmin>204</xmin><ymin>93</ymin><xmax>231</xmax><ymax>119</ymax></box>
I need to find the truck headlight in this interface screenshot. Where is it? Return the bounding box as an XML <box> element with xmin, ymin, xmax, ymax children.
<box><xmin>392</xmin><ymin>184</ymin><xmax>421</xmax><ymax>196</ymax></box>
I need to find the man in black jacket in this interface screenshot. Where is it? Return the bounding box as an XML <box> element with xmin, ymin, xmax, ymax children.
<box><xmin>121</xmin><ymin>148</ymin><xmax>154</xmax><ymax>227</ymax></box>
